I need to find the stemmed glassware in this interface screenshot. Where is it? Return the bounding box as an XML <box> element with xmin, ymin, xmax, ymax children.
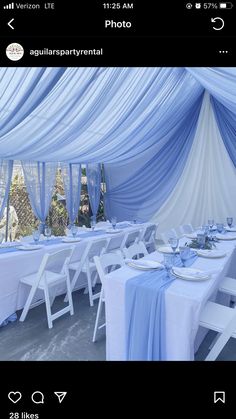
<box><xmin>33</xmin><ymin>230</ymin><xmax>40</xmax><ymax>244</ymax></box>
<box><xmin>71</xmin><ymin>225</ymin><xmax>78</xmax><ymax>238</ymax></box>
<box><xmin>111</xmin><ymin>216</ymin><xmax>117</xmax><ymax>230</ymax></box>
<box><xmin>0</xmin><ymin>232</ymin><xmax>4</xmax><ymax>244</ymax></box>
<box><xmin>168</xmin><ymin>237</ymin><xmax>179</xmax><ymax>256</ymax></box>
<box><xmin>227</xmin><ymin>217</ymin><xmax>233</xmax><ymax>228</ymax></box>
<box><xmin>179</xmin><ymin>246</ymin><xmax>190</xmax><ymax>267</ymax></box>
<box><xmin>44</xmin><ymin>226</ymin><xmax>52</xmax><ymax>241</ymax></box>
<box><xmin>90</xmin><ymin>216</ymin><xmax>96</xmax><ymax>231</ymax></box>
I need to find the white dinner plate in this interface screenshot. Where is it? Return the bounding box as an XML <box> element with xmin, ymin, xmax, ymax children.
<box><xmin>62</xmin><ymin>237</ymin><xmax>82</xmax><ymax>243</ymax></box>
<box><xmin>106</xmin><ymin>229</ymin><xmax>122</xmax><ymax>234</ymax></box>
<box><xmin>216</xmin><ymin>234</ymin><xmax>236</xmax><ymax>240</ymax></box>
<box><xmin>18</xmin><ymin>245</ymin><xmax>44</xmax><ymax>251</ymax></box>
<box><xmin>157</xmin><ymin>246</ymin><xmax>180</xmax><ymax>254</ymax></box>
<box><xmin>196</xmin><ymin>249</ymin><xmax>226</xmax><ymax>258</ymax></box>
<box><xmin>171</xmin><ymin>267</ymin><xmax>210</xmax><ymax>281</ymax></box>
<box><xmin>126</xmin><ymin>259</ymin><xmax>164</xmax><ymax>270</ymax></box>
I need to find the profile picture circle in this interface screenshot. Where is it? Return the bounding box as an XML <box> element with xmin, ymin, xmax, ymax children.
<box><xmin>6</xmin><ymin>43</ymin><xmax>24</xmax><ymax>61</ymax></box>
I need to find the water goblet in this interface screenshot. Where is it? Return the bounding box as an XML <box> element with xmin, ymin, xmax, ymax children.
<box><xmin>44</xmin><ymin>227</ymin><xmax>52</xmax><ymax>241</ymax></box>
<box><xmin>168</xmin><ymin>237</ymin><xmax>179</xmax><ymax>255</ymax></box>
<box><xmin>179</xmin><ymin>246</ymin><xmax>190</xmax><ymax>267</ymax></box>
<box><xmin>71</xmin><ymin>225</ymin><xmax>78</xmax><ymax>238</ymax></box>
<box><xmin>163</xmin><ymin>254</ymin><xmax>174</xmax><ymax>274</ymax></box>
<box><xmin>216</xmin><ymin>223</ymin><xmax>224</xmax><ymax>234</ymax></box>
<box><xmin>227</xmin><ymin>217</ymin><xmax>233</xmax><ymax>228</ymax></box>
<box><xmin>111</xmin><ymin>216</ymin><xmax>117</xmax><ymax>230</ymax></box>
<box><xmin>32</xmin><ymin>230</ymin><xmax>40</xmax><ymax>244</ymax></box>
<box><xmin>197</xmin><ymin>233</ymin><xmax>205</xmax><ymax>249</ymax></box>
<box><xmin>90</xmin><ymin>217</ymin><xmax>96</xmax><ymax>231</ymax></box>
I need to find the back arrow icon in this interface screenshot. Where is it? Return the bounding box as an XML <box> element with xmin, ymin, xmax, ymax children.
<box><xmin>211</xmin><ymin>17</ymin><xmax>224</xmax><ymax>30</ymax></box>
<box><xmin>8</xmin><ymin>18</ymin><xmax>14</xmax><ymax>30</ymax></box>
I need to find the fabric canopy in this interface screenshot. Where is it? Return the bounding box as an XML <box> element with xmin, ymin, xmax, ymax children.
<box><xmin>0</xmin><ymin>67</ymin><xmax>235</xmax><ymax>231</ymax></box>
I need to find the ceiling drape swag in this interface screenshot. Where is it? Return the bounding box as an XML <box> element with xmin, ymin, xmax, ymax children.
<box><xmin>86</xmin><ymin>163</ymin><xmax>101</xmax><ymax>218</ymax></box>
<box><xmin>61</xmin><ymin>163</ymin><xmax>82</xmax><ymax>225</ymax></box>
<box><xmin>21</xmin><ymin>161</ymin><xmax>57</xmax><ymax>229</ymax></box>
<box><xmin>0</xmin><ymin>67</ymin><xmax>234</xmax><ymax>233</ymax></box>
<box><xmin>0</xmin><ymin>160</ymin><xmax>13</xmax><ymax>220</ymax></box>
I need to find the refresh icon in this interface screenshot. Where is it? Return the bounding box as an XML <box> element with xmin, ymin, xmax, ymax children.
<box><xmin>211</xmin><ymin>17</ymin><xmax>224</xmax><ymax>30</ymax></box>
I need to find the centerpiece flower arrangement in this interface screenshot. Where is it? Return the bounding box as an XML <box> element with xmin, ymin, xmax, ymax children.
<box><xmin>187</xmin><ymin>236</ymin><xmax>217</xmax><ymax>250</ymax></box>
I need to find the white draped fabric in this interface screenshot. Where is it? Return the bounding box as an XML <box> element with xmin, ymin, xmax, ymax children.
<box><xmin>21</xmin><ymin>161</ymin><xmax>57</xmax><ymax>227</ymax></box>
<box><xmin>151</xmin><ymin>92</ymin><xmax>236</xmax><ymax>232</ymax></box>
<box><xmin>61</xmin><ymin>163</ymin><xmax>81</xmax><ymax>224</ymax></box>
<box><xmin>0</xmin><ymin>160</ymin><xmax>13</xmax><ymax>219</ymax></box>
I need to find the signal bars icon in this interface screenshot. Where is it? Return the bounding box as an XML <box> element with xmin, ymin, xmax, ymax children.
<box><xmin>3</xmin><ymin>2</ymin><xmax>14</xmax><ymax>9</ymax></box>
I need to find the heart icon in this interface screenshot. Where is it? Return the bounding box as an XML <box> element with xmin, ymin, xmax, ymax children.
<box><xmin>8</xmin><ymin>391</ymin><xmax>22</xmax><ymax>404</ymax></box>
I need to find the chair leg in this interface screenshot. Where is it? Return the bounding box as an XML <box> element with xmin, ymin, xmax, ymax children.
<box><xmin>86</xmin><ymin>265</ymin><xmax>94</xmax><ymax>307</ymax></box>
<box><xmin>44</xmin><ymin>286</ymin><xmax>53</xmax><ymax>329</ymax></box>
<box><xmin>65</xmin><ymin>273</ymin><xmax>74</xmax><ymax>316</ymax></box>
<box><xmin>93</xmin><ymin>288</ymin><xmax>104</xmax><ymax>342</ymax></box>
<box><xmin>19</xmin><ymin>284</ymin><xmax>38</xmax><ymax>322</ymax></box>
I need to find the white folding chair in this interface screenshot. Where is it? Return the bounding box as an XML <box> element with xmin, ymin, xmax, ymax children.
<box><xmin>19</xmin><ymin>247</ymin><xmax>74</xmax><ymax>329</ymax></box>
<box><xmin>140</xmin><ymin>223</ymin><xmax>158</xmax><ymax>253</ymax></box>
<box><xmin>123</xmin><ymin>241</ymin><xmax>148</xmax><ymax>260</ymax></box>
<box><xmin>67</xmin><ymin>238</ymin><xmax>109</xmax><ymax>307</ymax></box>
<box><xmin>105</xmin><ymin>233</ymin><xmax>125</xmax><ymax>254</ymax></box>
<box><xmin>93</xmin><ymin>251</ymin><xmax>125</xmax><ymax>342</ymax></box>
<box><xmin>121</xmin><ymin>228</ymin><xmax>142</xmax><ymax>250</ymax></box>
<box><xmin>199</xmin><ymin>300</ymin><xmax>236</xmax><ymax>360</ymax></box>
<box><xmin>161</xmin><ymin>228</ymin><xmax>178</xmax><ymax>244</ymax></box>
<box><xmin>179</xmin><ymin>224</ymin><xmax>194</xmax><ymax>235</ymax></box>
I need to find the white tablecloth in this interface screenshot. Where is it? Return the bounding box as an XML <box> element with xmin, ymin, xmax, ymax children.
<box><xmin>104</xmin><ymin>240</ymin><xmax>236</xmax><ymax>360</ymax></box>
<box><xmin>0</xmin><ymin>223</ymin><xmax>148</xmax><ymax>324</ymax></box>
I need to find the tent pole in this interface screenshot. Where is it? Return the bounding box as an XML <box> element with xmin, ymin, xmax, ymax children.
<box><xmin>5</xmin><ymin>195</ymin><xmax>10</xmax><ymax>242</ymax></box>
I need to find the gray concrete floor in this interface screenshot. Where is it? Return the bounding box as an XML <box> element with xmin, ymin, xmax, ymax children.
<box><xmin>0</xmin><ymin>288</ymin><xmax>106</xmax><ymax>361</ymax></box>
<box><xmin>0</xmin><ymin>287</ymin><xmax>236</xmax><ymax>361</ymax></box>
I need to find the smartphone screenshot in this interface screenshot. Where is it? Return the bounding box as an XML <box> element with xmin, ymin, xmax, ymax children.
<box><xmin>0</xmin><ymin>0</ymin><xmax>236</xmax><ymax>416</ymax></box>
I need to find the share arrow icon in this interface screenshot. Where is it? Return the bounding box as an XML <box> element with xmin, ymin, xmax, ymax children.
<box><xmin>54</xmin><ymin>392</ymin><xmax>67</xmax><ymax>403</ymax></box>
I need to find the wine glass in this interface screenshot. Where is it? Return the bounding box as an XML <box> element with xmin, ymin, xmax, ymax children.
<box><xmin>44</xmin><ymin>227</ymin><xmax>52</xmax><ymax>241</ymax></box>
<box><xmin>163</xmin><ymin>254</ymin><xmax>174</xmax><ymax>274</ymax></box>
<box><xmin>227</xmin><ymin>217</ymin><xmax>233</xmax><ymax>228</ymax></box>
<box><xmin>32</xmin><ymin>230</ymin><xmax>40</xmax><ymax>244</ymax></box>
<box><xmin>90</xmin><ymin>217</ymin><xmax>96</xmax><ymax>231</ymax></box>
<box><xmin>71</xmin><ymin>225</ymin><xmax>78</xmax><ymax>238</ymax></box>
<box><xmin>111</xmin><ymin>216</ymin><xmax>117</xmax><ymax>230</ymax></box>
<box><xmin>168</xmin><ymin>237</ymin><xmax>179</xmax><ymax>255</ymax></box>
<box><xmin>216</xmin><ymin>223</ymin><xmax>224</xmax><ymax>234</ymax></box>
<box><xmin>179</xmin><ymin>246</ymin><xmax>190</xmax><ymax>267</ymax></box>
<box><xmin>208</xmin><ymin>219</ymin><xmax>214</xmax><ymax>230</ymax></box>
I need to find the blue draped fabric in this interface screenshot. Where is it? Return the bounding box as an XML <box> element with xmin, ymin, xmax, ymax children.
<box><xmin>125</xmin><ymin>253</ymin><xmax>197</xmax><ymax>360</ymax></box>
<box><xmin>86</xmin><ymin>163</ymin><xmax>101</xmax><ymax>217</ymax></box>
<box><xmin>0</xmin><ymin>160</ymin><xmax>13</xmax><ymax>219</ymax></box>
<box><xmin>186</xmin><ymin>68</ymin><xmax>236</xmax><ymax>113</ymax></box>
<box><xmin>0</xmin><ymin>67</ymin><xmax>235</xmax><ymax>230</ymax></box>
<box><xmin>0</xmin><ymin>68</ymin><xmax>204</xmax><ymax>162</ymax></box>
<box><xmin>22</xmin><ymin>161</ymin><xmax>57</xmax><ymax>228</ymax></box>
<box><xmin>211</xmin><ymin>97</ymin><xmax>236</xmax><ymax>168</ymax></box>
<box><xmin>61</xmin><ymin>163</ymin><xmax>81</xmax><ymax>224</ymax></box>
<box><xmin>105</xmin><ymin>92</ymin><xmax>204</xmax><ymax>221</ymax></box>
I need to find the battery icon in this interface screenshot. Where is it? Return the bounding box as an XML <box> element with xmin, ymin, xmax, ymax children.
<box><xmin>219</xmin><ymin>2</ymin><xmax>233</xmax><ymax>8</ymax></box>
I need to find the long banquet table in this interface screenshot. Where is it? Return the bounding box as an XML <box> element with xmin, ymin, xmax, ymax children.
<box><xmin>104</xmin><ymin>237</ymin><xmax>236</xmax><ymax>360</ymax></box>
<box><xmin>0</xmin><ymin>223</ymin><xmax>148</xmax><ymax>325</ymax></box>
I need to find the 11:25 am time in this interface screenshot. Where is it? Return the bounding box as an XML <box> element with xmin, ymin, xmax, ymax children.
<box><xmin>103</xmin><ymin>3</ymin><xmax>134</xmax><ymax>9</ymax></box>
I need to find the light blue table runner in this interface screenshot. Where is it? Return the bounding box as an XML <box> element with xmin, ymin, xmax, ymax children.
<box><xmin>125</xmin><ymin>252</ymin><xmax>197</xmax><ymax>361</ymax></box>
